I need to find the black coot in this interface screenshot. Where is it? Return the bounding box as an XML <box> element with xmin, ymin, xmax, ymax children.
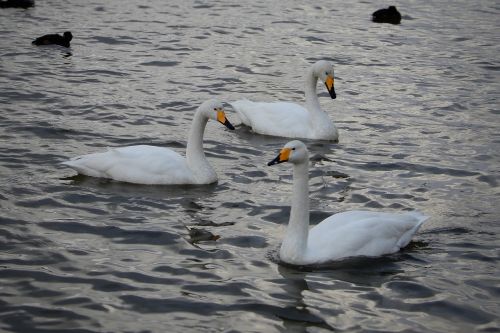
<box><xmin>0</xmin><ymin>0</ymin><xmax>34</xmax><ymax>8</ymax></box>
<box><xmin>372</xmin><ymin>6</ymin><xmax>401</xmax><ymax>25</ymax></box>
<box><xmin>32</xmin><ymin>31</ymin><xmax>72</xmax><ymax>47</ymax></box>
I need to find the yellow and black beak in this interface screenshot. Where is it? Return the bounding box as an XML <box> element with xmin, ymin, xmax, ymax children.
<box><xmin>268</xmin><ymin>147</ymin><xmax>292</xmax><ymax>166</ymax></box>
<box><xmin>216</xmin><ymin>109</ymin><xmax>235</xmax><ymax>130</ymax></box>
<box><xmin>325</xmin><ymin>75</ymin><xmax>336</xmax><ymax>99</ymax></box>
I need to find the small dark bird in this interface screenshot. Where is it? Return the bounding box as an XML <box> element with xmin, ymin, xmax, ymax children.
<box><xmin>372</xmin><ymin>6</ymin><xmax>401</xmax><ymax>25</ymax></box>
<box><xmin>0</xmin><ymin>0</ymin><xmax>34</xmax><ymax>8</ymax></box>
<box><xmin>185</xmin><ymin>227</ymin><xmax>220</xmax><ymax>244</ymax></box>
<box><xmin>32</xmin><ymin>31</ymin><xmax>73</xmax><ymax>47</ymax></box>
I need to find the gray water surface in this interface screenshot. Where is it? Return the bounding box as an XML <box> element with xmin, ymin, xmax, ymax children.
<box><xmin>1</xmin><ymin>1</ymin><xmax>499</xmax><ymax>332</ymax></box>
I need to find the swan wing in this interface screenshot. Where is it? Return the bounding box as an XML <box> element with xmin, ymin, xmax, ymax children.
<box><xmin>231</xmin><ymin>100</ymin><xmax>313</xmax><ymax>138</ymax></box>
<box><xmin>62</xmin><ymin>145</ymin><xmax>194</xmax><ymax>184</ymax></box>
<box><xmin>306</xmin><ymin>211</ymin><xmax>428</xmax><ymax>262</ymax></box>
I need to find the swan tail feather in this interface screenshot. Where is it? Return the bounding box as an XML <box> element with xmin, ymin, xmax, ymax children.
<box><xmin>397</xmin><ymin>211</ymin><xmax>429</xmax><ymax>248</ymax></box>
<box><xmin>230</xmin><ymin>100</ymin><xmax>253</xmax><ymax>125</ymax></box>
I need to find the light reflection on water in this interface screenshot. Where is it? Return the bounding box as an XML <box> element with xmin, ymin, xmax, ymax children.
<box><xmin>0</xmin><ymin>0</ymin><xmax>499</xmax><ymax>332</ymax></box>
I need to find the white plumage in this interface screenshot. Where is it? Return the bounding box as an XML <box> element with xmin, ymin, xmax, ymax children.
<box><xmin>231</xmin><ymin>60</ymin><xmax>339</xmax><ymax>141</ymax></box>
<box><xmin>305</xmin><ymin>210</ymin><xmax>427</xmax><ymax>263</ymax></box>
<box><xmin>62</xmin><ymin>99</ymin><xmax>235</xmax><ymax>185</ymax></box>
<box><xmin>268</xmin><ymin>140</ymin><xmax>428</xmax><ymax>265</ymax></box>
<box><xmin>62</xmin><ymin>145</ymin><xmax>192</xmax><ymax>184</ymax></box>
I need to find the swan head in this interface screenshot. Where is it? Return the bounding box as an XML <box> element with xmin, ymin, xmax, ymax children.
<box><xmin>268</xmin><ymin>140</ymin><xmax>308</xmax><ymax>166</ymax></box>
<box><xmin>313</xmin><ymin>60</ymin><xmax>336</xmax><ymax>99</ymax></box>
<box><xmin>199</xmin><ymin>99</ymin><xmax>235</xmax><ymax>130</ymax></box>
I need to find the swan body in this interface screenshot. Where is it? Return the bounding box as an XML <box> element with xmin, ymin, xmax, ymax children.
<box><xmin>231</xmin><ymin>60</ymin><xmax>338</xmax><ymax>141</ymax></box>
<box><xmin>62</xmin><ymin>99</ymin><xmax>234</xmax><ymax>185</ymax></box>
<box><xmin>268</xmin><ymin>141</ymin><xmax>428</xmax><ymax>265</ymax></box>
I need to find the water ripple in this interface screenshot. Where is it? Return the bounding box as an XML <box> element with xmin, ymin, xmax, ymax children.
<box><xmin>0</xmin><ymin>0</ymin><xmax>499</xmax><ymax>332</ymax></box>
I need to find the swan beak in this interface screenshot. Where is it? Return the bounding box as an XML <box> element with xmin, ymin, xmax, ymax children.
<box><xmin>325</xmin><ymin>75</ymin><xmax>336</xmax><ymax>99</ymax></box>
<box><xmin>267</xmin><ymin>148</ymin><xmax>292</xmax><ymax>166</ymax></box>
<box><xmin>217</xmin><ymin>110</ymin><xmax>235</xmax><ymax>130</ymax></box>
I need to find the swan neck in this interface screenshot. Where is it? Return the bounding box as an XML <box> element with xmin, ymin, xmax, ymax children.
<box><xmin>281</xmin><ymin>160</ymin><xmax>310</xmax><ymax>264</ymax></box>
<box><xmin>305</xmin><ymin>68</ymin><xmax>321</xmax><ymax>111</ymax></box>
<box><xmin>186</xmin><ymin>110</ymin><xmax>209</xmax><ymax>169</ymax></box>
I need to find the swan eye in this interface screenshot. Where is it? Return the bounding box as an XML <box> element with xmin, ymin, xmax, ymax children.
<box><xmin>292</xmin><ymin>148</ymin><xmax>296</xmax><ymax>150</ymax></box>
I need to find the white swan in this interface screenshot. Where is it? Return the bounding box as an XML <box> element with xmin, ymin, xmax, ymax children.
<box><xmin>62</xmin><ymin>99</ymin><xmax>235</xmax><ymax>185</ymax></box>
<box><xmin>231</xmin><ymin>60</ymin><xmax>338</xmax><ymax>141</ymax></box>
<box><xmin>268</xmin><ymin>140</ymin><xmax>428</xmax><ymax>265</ymax></box>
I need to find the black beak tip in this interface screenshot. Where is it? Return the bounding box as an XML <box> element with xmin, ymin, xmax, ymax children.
<box><xmin>330</xmin><ymin>90</ymin><xmax>337</xmax><ymax>99</ymax></box>
<box><xmin>268</xmin><ymin>155</ymin><xmax>282</xmax><ymax>166</ymax></box>
<box><xmin>224</xmin><ymin>120</ymin><xmax>235</xmax><ymax>130</ymax></box>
